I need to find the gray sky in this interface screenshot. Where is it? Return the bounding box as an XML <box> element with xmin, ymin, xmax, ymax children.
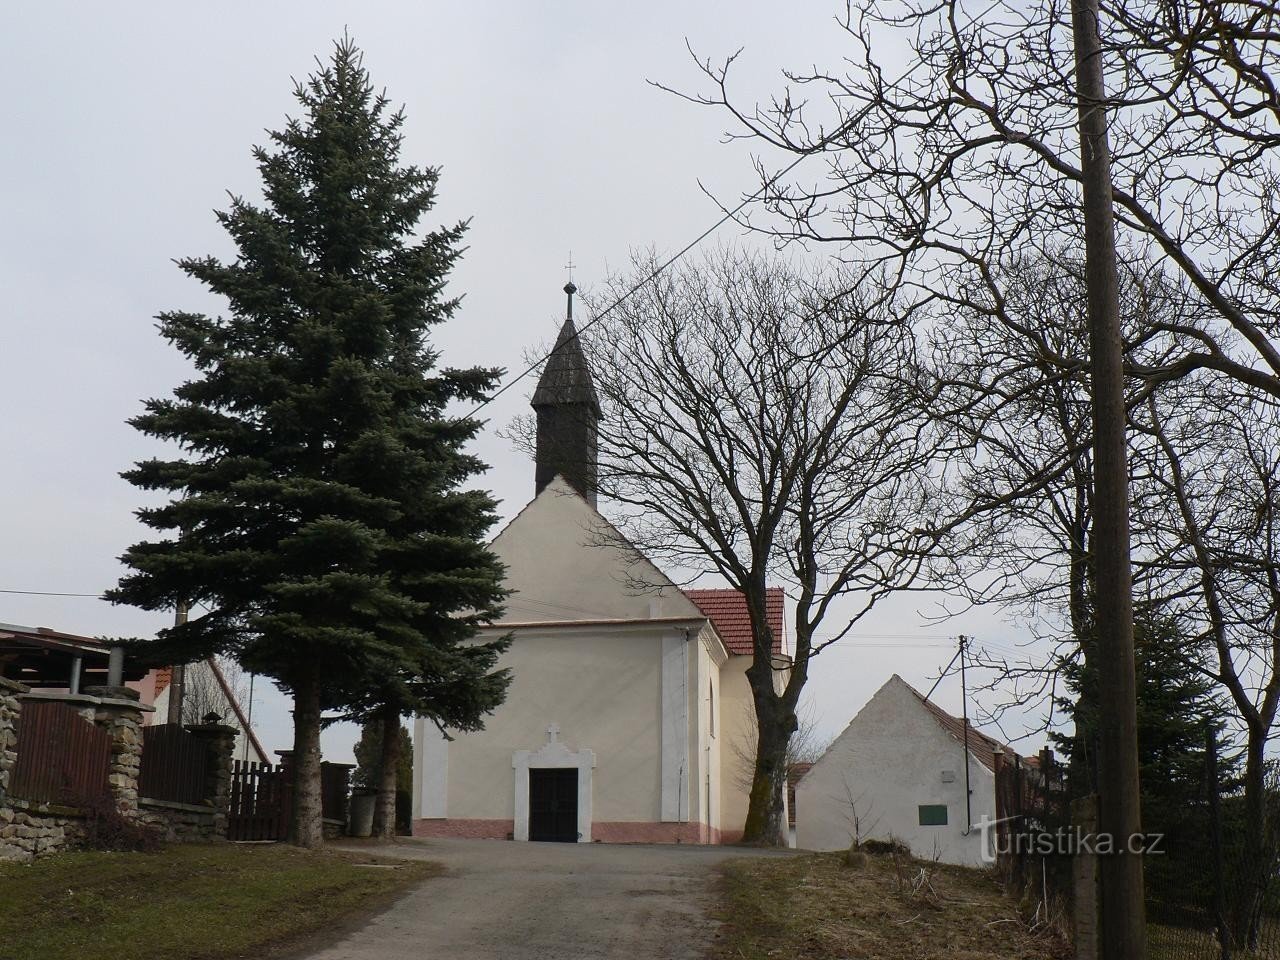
<box><xmin>1</xmin><ymin>2</ymin><xmax>1045</xmax><ymax>764</ymax></box>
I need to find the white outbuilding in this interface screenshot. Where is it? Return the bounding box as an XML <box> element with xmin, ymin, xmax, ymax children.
<box><xmin>795</xmin><ymin>674</ymin><xmax>1023</xmax><ymax>866</ymax></box>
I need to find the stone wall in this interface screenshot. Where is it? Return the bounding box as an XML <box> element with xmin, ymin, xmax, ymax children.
<box><xmin>0</xmin><ymin>677</ymin><xmax>25</xmax><ymax>801</ymax></box>
<box><xmin>137</xmin><ymin>799</ymin><xmax>220</xmax><ymax>842</ymax></box>
<box><xmin>0</xmin><ymin>688</ymin><xmax>237</xmax><ymax>862</ymax></box>
<box><xmin>136</xmin><ymin>722</ymin><xmax>237</xmax><ymax>842</ymax></box>
<box><xmin>0</xmin><ymin>800</ymin><xmax>85</xmax><ymax>862</ymax></box>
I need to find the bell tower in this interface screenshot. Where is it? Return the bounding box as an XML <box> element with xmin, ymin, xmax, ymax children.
<box><xmin>531</xmin><ymin>282</ymin><xmax>601</xmax><ymax>505</ymax></box>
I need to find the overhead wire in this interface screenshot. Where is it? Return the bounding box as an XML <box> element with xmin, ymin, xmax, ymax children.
<box><xmin>466</xmin><ymin>131</ymin><xmax>826</xmax><ymax>418</ymax></box>
<box><xmin>924</xmin><ymin>645</ymin><xmax>963</xmax><ymax>701</ymax></box>
<box><xmin>0</xmin><ymin>588</ymin><xmax>104</xmax><ymax>598</ymax></box>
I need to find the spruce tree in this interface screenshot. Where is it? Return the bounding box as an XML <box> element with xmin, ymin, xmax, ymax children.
<box><xmin>1052</xmin><ymin>602</ymin><xmax>1233</xmax><ymax>903</ymax></box>
<box><xmin>109</xmin><ymin>39</ymin><xmax>509</xmax><ymax>847</ymax></box>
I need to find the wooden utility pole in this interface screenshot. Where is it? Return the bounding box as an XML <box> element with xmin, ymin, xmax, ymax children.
<box><xmin>1070</xmin><ymin>1</ymin><xmax>1147</xmax><ymax>957</ymax></box>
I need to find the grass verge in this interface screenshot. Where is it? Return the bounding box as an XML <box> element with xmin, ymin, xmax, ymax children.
<box><xmin>0</xmin><ymin>842</ymin><xmax>439</xmax><ymax>960</ymax></box>
<box><xmin>711</xmin><ymin>850</ymin><xmax>1068</xmax><ymax>960</ymax></box>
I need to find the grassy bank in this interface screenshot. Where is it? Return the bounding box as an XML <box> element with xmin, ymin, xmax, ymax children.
<box><xmin>712</xmin><ymin>850</ymin><xmax>1067</xmax><ymax>960</ymax></box>
<box><xmin>0</xmin><ymin>842</ymin><xmax>438</xmax><ymax>960</ymax></box>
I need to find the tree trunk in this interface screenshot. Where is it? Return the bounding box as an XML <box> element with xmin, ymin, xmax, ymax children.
<box><xmin>1072</xmin><ymin>1</ymin><xmax>1147</xmax><ymax>957</ymax></box>
<box><xmin>740</xmin><ymin>681</ymin><xmax>794</xmax><ymax>845</ymax></box>
<box><xmin>288</xmin><ymin>665</ymin><xmax>325</xmax><ymax>849</ymax></box>
<box><xmin>373</xmin><ymin>703</ymin><xmax>401</xmax><ymax>840</ymax></box>
<box><xmin>1230</xmin><ymin>731</ymin><xmax>1268</xmax><ymax>947</ymax></box>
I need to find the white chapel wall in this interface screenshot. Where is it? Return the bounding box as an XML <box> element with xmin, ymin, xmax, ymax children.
<box><xmin>441</xmin><ymin>627</ymin><xmax>664</xmax><ymax>824</ymax></box>
<box><xmin>490</xmin><ymin>477</ymin><xmax>706</xmax><ymax>625</ymax></box>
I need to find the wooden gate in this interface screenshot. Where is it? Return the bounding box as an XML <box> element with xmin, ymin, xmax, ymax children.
<box><xmin>228</xmin><ymin>759</ymin><xmax>291</xmax><ymax>841</ymax></box>
<box><xmin>139</xmin><ymin>723</ymin><xmax>209</xmax><ymax>805</ymax></box>
<box><xmin>9</xmin><ymin>700</ymin><xmax>112</xmax><ymax>804</ymax></box>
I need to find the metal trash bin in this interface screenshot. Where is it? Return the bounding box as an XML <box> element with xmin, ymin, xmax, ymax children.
<box><xmin>349</xmin><ymin>791</ymin><xmax>376</xmax><ymax>837</ymax></box>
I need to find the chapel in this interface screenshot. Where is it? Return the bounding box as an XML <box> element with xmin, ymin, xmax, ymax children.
<box><xmin>411</xmin><ymin>284</ymin><xmax>786</xmax><ymax>843</ymax></box>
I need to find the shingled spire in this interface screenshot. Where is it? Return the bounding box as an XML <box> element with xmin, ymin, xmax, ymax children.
<box><xmin>531</xmin><ymin>282</ymin><xmax>601</xmax><ymax>505</ymax></box>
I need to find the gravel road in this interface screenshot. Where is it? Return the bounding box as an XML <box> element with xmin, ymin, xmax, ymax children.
<box><xmin>303</xmin><ymin>836</ymin><xmax>794</xmax><ymax>960</ymax></box>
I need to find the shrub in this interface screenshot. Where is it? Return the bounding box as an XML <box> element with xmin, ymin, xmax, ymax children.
<box><xmin>76</xmin><ymin>793</ymin><xmax>164</xmax><ymax>853</ymax></box>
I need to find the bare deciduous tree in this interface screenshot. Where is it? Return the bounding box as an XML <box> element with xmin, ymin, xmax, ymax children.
<box><xmin>1132</xmin><ymin>384</ymin><xmax>1280</xmax><ymax>945</ymax></box>
<box><xmin>577</xmin><ymin>247</ymin><xmax>941</xmax><ymax>845</ymax></box>
<box><xmin>667</xmin><ymin>0</ymin><xmax>1280</xmax><ymax>401</ymax></box>
<box><xmin>662</xmin><ymin>1</ymin><xmax>1280</xmax><ymax>937</ymax></box>
<box><xmin>727</xmin><ymin>698</ymin><xmax>830</xmax><ymax>795</ymax></box>
<box><xmin>179</xmin><ymin>657</ymin><xmax>250</xmax><ymax>727</ymax></box>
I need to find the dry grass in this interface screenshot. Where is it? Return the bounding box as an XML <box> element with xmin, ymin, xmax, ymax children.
<box><xmin>0</xmin><ymin>842</ymin><xmax>439</xmax><ymax>960</ymax></box>
<box><xmin>711</xmin><ymin>851</ymin><xmax>1070</xmax><ymax>960</ymax></box>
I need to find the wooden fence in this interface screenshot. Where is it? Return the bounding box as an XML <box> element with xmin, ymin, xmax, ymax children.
<box><xmin>138</xmin><ymin>723</ymin><xmax>209</xmax><ymax>805</ymax></box>
<box><xmin>993</xmin><ymin>749</ymin><xmax>1070</xmax><ymax>906</ymax></box>
<box><xmin>228</xmin><ymin>759</ymin><xmax>291</xmax><ymax>841</ymax></box>
<box><xmin>9</xmin><ymin>700</ymin><xmax>112</xmax><ymax>804</ymax></box>
<box><xmin>228</xmin><ymin>759</ymin><xmax>352</xmax><ymax>841</ymax></box>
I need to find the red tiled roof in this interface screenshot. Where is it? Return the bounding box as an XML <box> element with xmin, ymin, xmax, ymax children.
<box><xmin>684</xmin><ymin>587</ymin><xmax>785</xmax><ymax>656</ymax></box>
<box><xmin>901</xmin><ymin>678</ymin><xmax>1016</xmax><ymax>772</ymax></box>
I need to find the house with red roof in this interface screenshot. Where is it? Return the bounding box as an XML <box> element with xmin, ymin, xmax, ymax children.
<box><xmin>410</xmin><ymin>291</ymin><xmax>788</xmax><ymax>844</ymax></box>
<box><xmin>795</xmin><ymin>674</ymin><xmax>1025</xmax><ymax>865</ymax></box>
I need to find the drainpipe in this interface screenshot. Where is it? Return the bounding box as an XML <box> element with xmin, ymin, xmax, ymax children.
<box><xmin>69</xmin><ymin>656</ymin><xmax>82</xmax><ymax>695</ymax></box>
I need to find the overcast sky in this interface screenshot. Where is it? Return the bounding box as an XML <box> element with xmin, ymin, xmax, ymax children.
<box><xmin>1</xmin><ymin>2</ymin><xmax>1047</xmax><ymax>764</ymax></box>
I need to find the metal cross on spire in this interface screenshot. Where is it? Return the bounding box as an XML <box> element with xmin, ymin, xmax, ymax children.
<box><xmin>563</xmin><ymin>252</ymin><xmax>577</xmax><ymax>320</ymax></box>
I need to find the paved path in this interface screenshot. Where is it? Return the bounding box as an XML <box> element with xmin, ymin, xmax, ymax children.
<box><xmin>305</xmin><ymin>837</ymin><xmax>794</xmax><ymax>960</ymax></box>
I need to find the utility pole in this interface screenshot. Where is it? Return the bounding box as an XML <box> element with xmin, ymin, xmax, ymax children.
<box><xmin>1070</xmin><ymin>1</ymin><xmax>1147</xmax><ymax>956</ymax></box>
<box><xmin>959</xmin><ymin>635</ymin><xmax>972</xmax><ymax>831</ymax></box>
<box><xmin>166</xmin><ymin>602</ymin><xmax>188</xmax><ymax>725</ymax></box>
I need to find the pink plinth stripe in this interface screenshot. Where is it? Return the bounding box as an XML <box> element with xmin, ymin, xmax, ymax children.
<box><xmin>413</xmin><ymin>818</ymin><xmax>514</xmax><ymax>840</ymax></box>
<box><xmin>411</xmin><ymin>819</ymin><xmax>729</xmax><ymax>844</ymax></box>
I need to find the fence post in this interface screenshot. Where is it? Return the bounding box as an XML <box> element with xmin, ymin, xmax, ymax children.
<box><xmin>1072</xmin><ymin>794</ymin><xmax>1100</xmax><ymax>960</ymax></box>
<box><xmin>1207</xmin><ymin>727</ymin><xmax>1230</xmax><ymax>960</ymax></box>
<box><xmin>84</xmin><ymin>685</ymin><xmax>150</xmax><ymax>818</ymax></box>
<box><xmin>187</xmin><ymin>722</ymin><xmax>237</xmax><ymax>838</ymax></box>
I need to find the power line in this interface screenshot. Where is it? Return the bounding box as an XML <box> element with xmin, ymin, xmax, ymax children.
<box><xmin>924</xmin><ymin>644</ymin><xmax>963</xmax><ymax>701</ymax></box>
<box><xmin>466</xmin><ymin>148</ymin><xmax>818</xmax><ymax>417</ymax></box>
<box><xmin>0</xmin><ymin>588</ymin><xmax>104</xmax><ymax>598</ymax></box>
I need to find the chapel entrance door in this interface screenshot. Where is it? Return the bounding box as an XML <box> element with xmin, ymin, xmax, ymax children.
<box><xmin>528</xmin><ymin>768</ymin><xmax>579</xmax><ymax>842</ymax></box>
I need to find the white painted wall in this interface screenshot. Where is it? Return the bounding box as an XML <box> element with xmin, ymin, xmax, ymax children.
<box><xmin>411</xmin><ymin>478</ymin><xmax>752</xmax><ymax>839</ymax></box>
<box><xmin>491</xmin><ymin>477</ymin><xmax>707</xmax><ymax>625</ymax></box>
<box><xmin>717</xmin><ymin>655</ymin><xmax>754</xmax><ymax>837</ymax></box>
<box><xmin>699</xmin><ymin>630</ymin><xmax>722</xmax><ymax>834</ymax></box>
<box><xmin>435</xmin><ymin>625</ymin><xmax>667</xmax><ymax>823</ymax></box>
<box><xmin>796</xmin><ymin>675</ymin><xmax>996</xmax><ymax>866</ymax></box>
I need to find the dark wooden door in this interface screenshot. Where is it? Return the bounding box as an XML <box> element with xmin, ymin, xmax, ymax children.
<box><xmin>529</xmin><ymin>768</ymin><xmax>578</xmax><ymax>842</ymax></box>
